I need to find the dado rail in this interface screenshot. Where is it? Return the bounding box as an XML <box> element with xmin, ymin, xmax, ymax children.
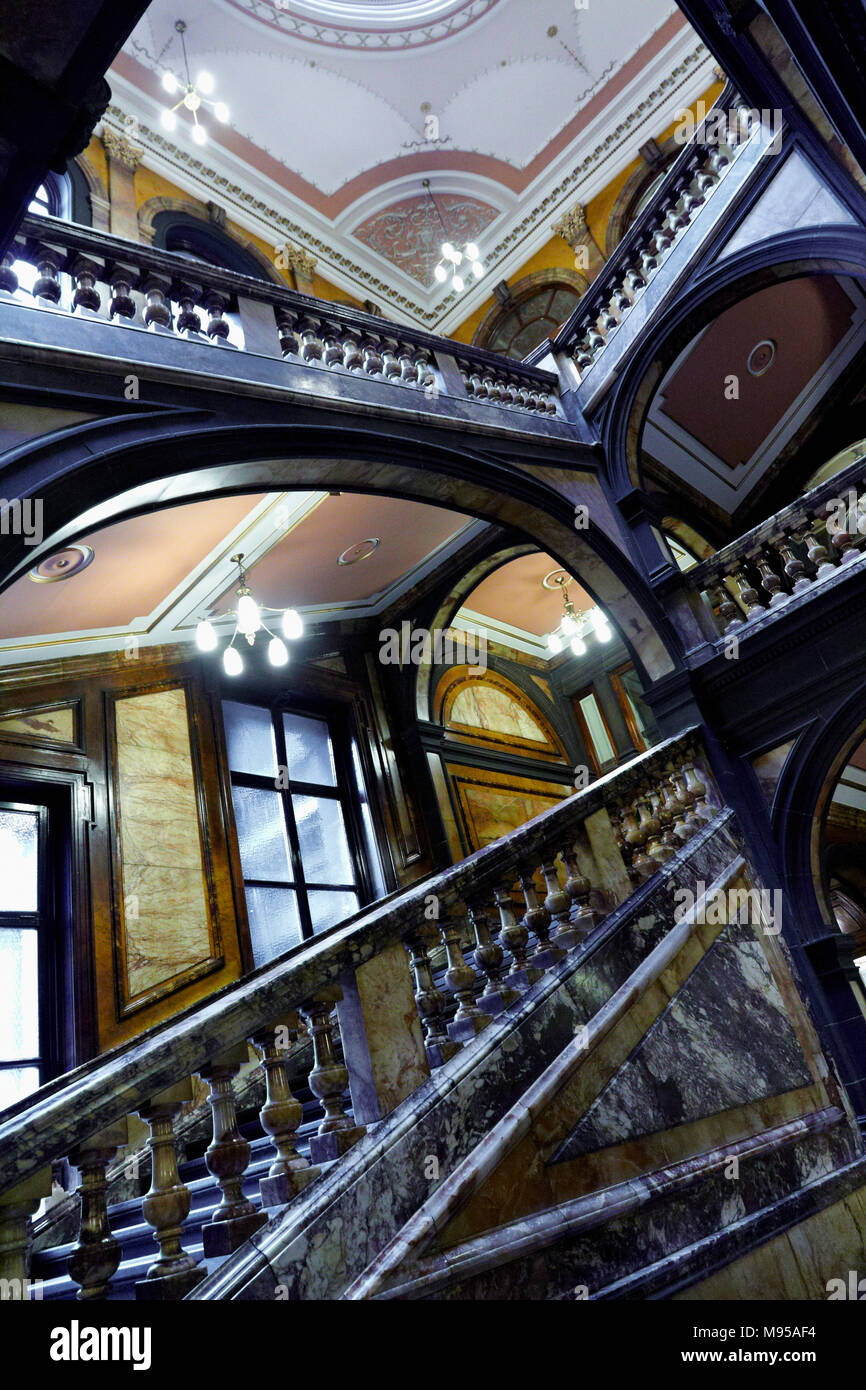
<box><xmin>0</xmin><ymin>730</ymin><xmax>717</xmax><ymax>1301</ymax></box>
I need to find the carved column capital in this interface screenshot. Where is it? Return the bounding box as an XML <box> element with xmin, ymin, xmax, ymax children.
<box><xmin>553</xmin><ymin>202</ymin><xmax>588</xmax><ymax>247</ymax></box>
<box><xmin>102</xmin><ymin>123</ymin><xmax>143</xmax><ymax>172</ymax></box>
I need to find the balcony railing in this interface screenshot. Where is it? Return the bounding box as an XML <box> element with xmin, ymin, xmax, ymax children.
<box><xmin>684</xmin><ymin>452</ymin><xmax>866</xmax><ymax>641</ymax></box>
<box><xmin>551</xmin><ymin>86</ymin><xmax>775</xmax><ymax>400</ymax></box>
<box><xmin>0</xmin><ymin>213</ymin><xmax>563</xmax><ymax>422</ymax></box>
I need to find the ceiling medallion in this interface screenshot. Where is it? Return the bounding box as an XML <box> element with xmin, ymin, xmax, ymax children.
<box><xmin>747</xmin><ymin>339</ymin><xmax>776</xmax><ymax>377</ymax></box>
<box><xmin>542</xmin><ymin>567</ymin><xmax>571</xmax><ymax>591</ymax></box>
<box><xmin>226</xmin><ymin>0</ymin><xmax>497</xmax><ymax>50</ymax></box>
<box><xmin>28</xmin><ymin>546</ymin><xmax>95</xmax><ymax>584</ymax></box>
<box><xmin>338</xmin><ymin>537</ymin><xmax>380</xmax><ymax>566</ymax></box>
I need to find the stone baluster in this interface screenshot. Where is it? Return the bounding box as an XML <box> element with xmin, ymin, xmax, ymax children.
<box><xmin>141</xmin><ymin>272</ymin><xmax>173</xmax><ymax>331</ymax></box>
<box><xmin>519</xmin><ymin>866</ymin><xmax>564</xmax><ymax>968</ymax></box>
<box><xmin>467</xmin><ymin>900</ymin><xmax>519</xmax><ymax>1015</ymax></box>
<box><xmin>500</xmin><ymin>377</ymin><xmax>517</xmax><ymax>407</ymax></box>
<box><xmin>774</xmin><ymin>534</ymin><xmax>811</xmax><ymax>595</ymax></box>
<box><xmin>407</xmin><ymin>925</ymin><xmax>461</xmax><ymax>1067</ymax></box>
<box><xmin>612</xmin><ymin>802</ymin><xmax>642</xmax><ymax>887</ymax></box>
<box><xmin>0</xmin><ymin>1167</ymin><xmax>52</xmax><ymax>1300</ymax></box>
<box><xmin>107</xmin><ymin>261</ymin><xmax>137</xmax><ymax>321</ymax></box>
<box><xmin>397</xmin><ymin>342</ymin><xmax>418</xmax><ymax>383</ymax></box>
<box><xmin>252</xmin><ymin>1021</ymin><xmax>321</xmax><ymax>1207</ymax></box>
<box><xmin>204</xmin><ymin>289</ymin><xmax>231</xmax><ymax>342</ymax></box>
<box><xmin>70</xmin><ymin>255</ymin><xmax>103</xmax><ymax>314</ymax></box>
<box><xmin>634</xmin><ymin>789</ymin><xmax>664</xmax><ymax>866</ymax></box>
<box><xmin>381</xmin><ymin>336</ymin><xmax>402</xmax><ymax>381</ymax></box>
<box><xmin>655</xmin><ymin>780</ymin><xmax>679</xmax><ymax>852</ymax></box>
<box><xmin>620</xmin><ymin>801</ymin><xmax>654</xmax><ymax>880</ymax></box>
<box><xmin>0</xmin><ymin>251</ymin><xmax>18</xmax><ymax>295</ymax></box>
<box><xmin>198</xmin><ymin>1044</ymin><xmax>268</xmax><ymax>1256</ymax></box>
<box><xmin>643</xmin><ymin>788</ymin><xmax>674</xmax><ymax>864</ymax></box>
<box><xmin>713</xmin><ymin>580</ymin><xmax>743</xmax><ymax>633</ymax></box>
<box><xmin>730</xmin><ymin>567</ymin><xmax>767</xmax><ymax>621</ymax></box>
<box><xmin>135</xmin><ymin>1080</ymin><xmax>205</xmax><ymax>1299</ymax></box>
<box><xmin>439</xmin><ymin>916</ymin><xmax>489</xmax><ymax>1042</ymax></box>
<box><xmin>671</xmin><ymin>769</ymin><xmax>703</xmax><ymax>833</ymax></box>
<box><xmin>755</xmin><ymin>550</ymin><xmax>787</xmax><ymax>606</ymax></box>
<box><xmin>496</xmin><ymin>883</ymin><xmax>542</xmax><ymax>990</ymax></box>
<box><xmin>540</xmin><ymin>860</ymin><xmax>578</xmax><ymax>950</ymax></box>
<box><xmin>275</xmin><ymin>307</ymin><xmax>300</xmax><ymax>357</ymax></box>
<box><xmin>301</xmin><ymin>990</ymin><xmax>366</xmax><ymax>1162</ymax></box>
<box><xmin>341</xmin><ymin>328</ymin><xmax>363</xmax><ymax>371</ymax></box>
<box><xmin>484</xmin><ymin>373</ymin><xmax>502</xmax><ymax>403</ymax></box>
<box><xmin>67</xmin><ymin>1119</ymin><xmax>128</xmax><ymax>1300</ymax></box>
<box><xmin>825</xmin><ymin>499</ymin><xmax>861</xmax><ymax>566</ymax></box>
<box><xmin>562</xmin><ymin>848</ymin><xmax>603</xmax><ymax>936</ymax></box>
<box><xmin>665</xmin><ymin>776</ymin><xmax>691</xmax><ymax>845</ymax></box>
<box><xmin>32</xmin><ymin>243</ymin><xmax>63</xmax><ymax>304</ymax></box>
<box><xmin>295</xmin><ymin>313</ymin><xmax>323</xmax><ymax>362</ymax></box>
<box><xmin>174</xmin><ymin>278</ymin><xmax>203</xmax><ymax>336</ymax></box>
<box><xmin>360</xmin><ymin>333</ymin><xmax>383</xmax><ymax>375</ymax></box>
<box><xmin>683</xmin><ymin>761</ymin><xmax>712</xmax><ymax>821</ymax></box>
<box><xmin>321</xmin><ymin>322</ymin><xmax>344</xmax><ymax>368</ymax></box>
<box><xmin>803</xmin><ymin>519</ymin><xmax>837</xmax><ymax>581</ymax></box>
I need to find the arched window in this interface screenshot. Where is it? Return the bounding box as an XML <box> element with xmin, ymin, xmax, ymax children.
<box><xmin>605</xmin><ymin>142</ymin><xmax>679</xmax><ymax>256</ymax></box>
<box><xmin>151</xmin><ymin>211</ymin><xmax>272</xmax><ymax>281</ymax></box>
<box><xmin>27</xmin><ymin>172</ymin><xmax>70</xmax><ymax>220</ymax></box>
<box><xmin>473</xmin><ymin>272</ymin><xmax>586</xmax><ymax>361</ymax></box>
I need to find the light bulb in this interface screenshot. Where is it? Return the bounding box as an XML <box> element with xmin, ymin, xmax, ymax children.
<box><xmin>472</xmin><ymin>261</ymin><xmax>484</xmax><ymax>279</ymax></box>
<box><xmin>561</xmin><ymin>612</ymin><xmax>577</xmax><ymax>635</ymax></box>
<box><xmin>162</xmin><ymin>72</ymin><xmax>179</xmax><ymax>94</ymax></box>
<box><xmin>450</xmin><ymin>249</ymin><xmax>463</xmax><ymax>265</ymax></box>
<box><xmin>223</xmin><ymin>646</ymin><xmax>243</xmax><ymax>676</ymax></box>
<box><xmin>160</xmin><ymin>109</ymin><xmax>177</xmax><ymax>131</ymax></box>
<box><xmin>183</xmin><ymin>89</ymin><xmax>201</xmax><ymax>111</ymax></box>
<box><xmin>570</xmin><ymin>636</ymin><xmax>587</xmax><ymax>656</ymax></box>
<box><xmin>214</xmin><ymin>101</ymin><xmax>229</xmax><ymax>123</ymax></box>
<box><xmin>434</xmin><ymin>264</ymin><xmax>447</xmax><ymax>283</ymax></box>
<box><xmin>547</xmin><ymin>633</ymin><xmax>563</xmax><ymax>655</ymax></box>
<box><xmin>237</xmin><ymin>593</ymin><xmax>260</xmax><ymax>635</ymax></box>
<box><xmin>196</xmin><ymin>71</ymin><xmax>215</xmax><ymax>95</ymax></box>
<box><xmin>452</xmin><ymin>274</ymin><xmax>465</xmax><ymax>292</ymax></box>
<box><xmin>192</xmin><ymin>123</ymin><xmax>208</xmax><ymax>145</ymax></box>
<box><xmin>268</xmin><ymin>636</ymin><xmax>289</xmax><ymax>666</ymax></box>
<box><xmin>465</xmin><ymin>243</ymin><xmax>479</xmax><ymax>261</ymax></box>
<box><xmin>596</xmin><ymin>622</ymin><xmax>612</xmax><ymax>643</ymax></box>
<box><xmin>282</xmin><ymin>608</ymin><xmax>303</xmax><ymax>641</ymax></box>
<box><xmin>196</xmin><ymin>619</ymin><xmax>217</xmax><ymax>652</ymax></box>
<box><xmin>441</xmin><ymin>241</ymin><xmax>454</xmax><ymax>259</ymax></box>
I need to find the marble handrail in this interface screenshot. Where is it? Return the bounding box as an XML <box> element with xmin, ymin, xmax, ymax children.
<box><xmin>0</xmin><ymin>726</ymin><xmax>719</xmax><ymax>1298</ymax></box>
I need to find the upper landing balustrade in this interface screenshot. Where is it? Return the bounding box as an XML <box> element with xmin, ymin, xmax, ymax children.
<box><xmin>0</xmin><ymin>214</ymin><xmax>566</xmax><ymax>435</ymax></box>
<box><xmin>549</xmin><ymin>88</ymin><xmax>780</xmax><ymax>409</ymax></box>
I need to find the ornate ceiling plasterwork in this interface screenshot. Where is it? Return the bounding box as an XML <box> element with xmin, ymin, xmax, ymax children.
<box><xmin>353</xmin><ymin>191</ymin><xmax>498</xmax><ymax>286</ymax></box>
<box><xmin>225</xmin><ymin>0</ymin><xmax>499</xmax><ymax>50</ymax></box>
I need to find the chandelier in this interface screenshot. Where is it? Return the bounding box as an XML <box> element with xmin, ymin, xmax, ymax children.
<box><xmin>545</xmin><ymin>575</ymin><xmax>612</xmax><ymax>656</ymax></box>
<box><xmin>195</xmin><ymin>554</ymin><xmax>303</xmax><ymax>676</ymax></box>
<box><xmin>160</xmin><ymin>20</ymin><xmax>229</xmax><ymax>145</ymax></box>
<box><xmin>422</xmin><ymin>180</ymin><xmax>485</xmax><ymax>293</ymax></box>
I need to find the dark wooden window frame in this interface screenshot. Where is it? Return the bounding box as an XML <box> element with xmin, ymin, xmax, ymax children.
<box><xmin>571</xmin><ymin>683</ymin><xmax>618</xmax><ymax>777</ymax></box>
<box><xmin>609</xmin><ymin>662</ymin><xmax>648</xmax><ymax>754</ymax></box>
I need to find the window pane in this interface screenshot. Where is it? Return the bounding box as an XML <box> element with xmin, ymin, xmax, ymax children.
<box><xmin>223</xmin><ymin>701</ymin><xmax>277</xmax><ymax>778</ymax></box>
<box><xmin>0</xmin><ymin>930</ymin><xmax>39</xmax><ymax>1061</ymax></box>
<box><xmin>245</xmin><ymin>886</ymin><xmax>301</xmax><ymax>965</ymax></box>
<box><xmin>283</xmin><ymin>714</ymin><xmax>336</xmax><ymax>786</ymax></box>
<box><xmin>293</xmin><ymin>796</ymin><xmax>355</xmax><ymax>884</ymax></box>
<box><xmin>231</xmin><ymin>786</ymin><xmax>292</xmax><ymax>882</ymax></box>
<box><xmin>0</xmin><ymin>1066</ymin><xmax>40</xmax><ymax>1112</ymax></box>
<box><xmin>579</xmin><ymin>695</ymin><xmax>616</xmax><ymax>765</ymax></box>
<box><xmin>308</xmin><ymin>889</ymin><xmax>359</xmax><ymax>934</ymax></box>
<box><xmin>0</xmin><ymin>809</ymin><xmax>39</xmax><ymax>913</ymax></box>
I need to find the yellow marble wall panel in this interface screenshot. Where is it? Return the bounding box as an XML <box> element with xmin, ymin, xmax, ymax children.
<box><xmin>0</xmin><ymin>704</ymin><xmax>76</xmax><ymax>743</ymax></box>
<box><xmin>114</xmin><ymin>686</ymin><xmax>214</xmax><ymax>1004</ymax></box>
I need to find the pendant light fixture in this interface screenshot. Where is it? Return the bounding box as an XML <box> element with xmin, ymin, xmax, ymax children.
<box><xmin>544</xmin><ymin>575</ymin><xmax>613</xmax><ymax>657</ymax></box>
<box><xmin>196</xmin><ymin>553</ymin><xmax>303</xmax><ymax>676</ymax></box>
<box><xmin>423</xmin><ymin>179</ymin><xmax>485</xmax><ymax>293</ymax></box>
<box><xmin>160</xmin><ymin>19</ymin><xmax>229</xmax><ymax>145</ymax></box>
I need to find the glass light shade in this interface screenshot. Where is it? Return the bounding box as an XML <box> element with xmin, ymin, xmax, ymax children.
<box><xmin>441</xmin><ymin>241</ymin><xmax>454</xmax><ymax>258</ymax></box>
<box><xmin>214</xmin><ymin>101</ymin><xmax>229</xmax><ymax>123</ymax></box>
<box><xmin>192</xmin><ymin>123</ymin><xmax>208</xmax><ymax>145</ymax></box>
<box><xmin>196</xmin><ymin>619</ymin><xmax>217</xmax><ymax>652</ymax></box>
<box><xmin>547</xmin><ymin>632</ymin><xmax>563</xmax><ymax>655</ymax></box>
<box><xmin>162</xmin><ymin>72</ymin><xmax>179</xmax><ymax>94</ymax></box>
<box><xmin>196</xmin><ymin>71</ymin><xmax>215</xmax><ymax>94</ymax></box>
<box><xmin>595</xmin><ymin>622</ymin><xmax>612</xmax><ymax>643</ymax></box>
<box><xmin>434</xmin><ymin>264</ymin><xmax>447</xmax><ymax>283</ymax></box>
<box><xmin>450</xmin><ymin>249</ymin><xmax>463</xmax><ymax>265</ymax></box>
<box><xmin>268</xmin><ymin>636</ymin><xmax>289</xmax><ymax>666</ymax></box>
<box><xmin>472</xmin><ymin>261</ymin><xmax>484</xmax><ymax>279</ymax></box>
<box><xmin>237</xmin><ymin>593</ymin><xmax>260</xmax><ymax>635</ymax></box>
<box><xmin>160</xmin><ymin>109</ymin><xmax>177</xmax><ymax>131</ymax></box>
<box><xmin>560</xmin><ymin>612</ymin><xmax>577</xmax><ymax>635</ymax></box>
<box><xmin>223</xmin><ymin>646</ymin><xmax>243</xmax><ymax>676</ymax></box>
<box><xmin>452</xmin><ymin>275</ymin><xmax>465</xmax><ymax>292</ymax></box>
<box><xmin>570</xmin><ymin>636</ymin><xmax>587</xmax><ymax>656</ymax></box>
<box><xmin>465</xmin><ymin>242</ymin><xmax>479</xmax><ymax>261</ymax></box>
<box><xmin>282</xmin><ymin>608</ymin><xmax>303</xmax><ymax>641</ymax></box>
<box><xmin>183</xmin><ymin>89</ymin><xmax>201</xmax><ymax>111</ymax></box>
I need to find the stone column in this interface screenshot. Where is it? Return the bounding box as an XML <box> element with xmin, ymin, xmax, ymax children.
<box><xmin>553</xmin><ymin>203</ymin><xmax>604</xmax><ymax>283</ymax></box>
<box><xmin>102</xmin><ymin>123</ymin><xmax>143</xmax><ymax>243</ymax></box>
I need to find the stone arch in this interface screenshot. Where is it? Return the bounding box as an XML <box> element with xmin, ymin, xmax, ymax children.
<box><xmin>0</xmin><ymin>412</ymin><xmax>680</xmax><ymax>688</ymax></box>
<box><xmin>434</xmin><ymin>665</ymin><xmax>568</xmax><ymax>761</ymax></box>
<box><xmin>71</xmin><ymin>153</ymin><xmax>109</xmax><ymax>230</ymax></box>
<box><xmin>472</xmin><ymin>269</ymin><xmax>588</xmax><ymax>358</ymax></box>
<box><xmin>605</xmin><ymin>137</ymin><xmax>681</xmax><ymax>256</ymax></box>
<box><xmin>136</xmin><ymin>196</ymin><xmax>285</xmax><ymax>284</ymax></box>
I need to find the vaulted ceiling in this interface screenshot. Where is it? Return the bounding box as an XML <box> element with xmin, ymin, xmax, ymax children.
<box><xmin>107</xmin><ymin>0</ymin><xmax>714</xmax><ymax>329</ymax></box>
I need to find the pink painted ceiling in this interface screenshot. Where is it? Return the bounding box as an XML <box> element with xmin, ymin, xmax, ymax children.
<box><xmin>353</xmin><ymin>192</ymin><xmax>498</xmax><ymax>286</ymax></box>
<box><xmin>660</xmin><ymin>277</ymin><xmax>856</xmax><ymax>469</ymax></box>
<box><xmin>0</xmin><ymin>494</ymin><xmax>264</xmax><ymax>639</ymax></box>
<box><xmin>212</xmin><ymin>493</ymin><xmax>468</xmax><ymax>610</ymax></box>
<box><xmin>462</xmin><ymin>552</ymin><xmax>594</xmax><ymax>637</ymax></box>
